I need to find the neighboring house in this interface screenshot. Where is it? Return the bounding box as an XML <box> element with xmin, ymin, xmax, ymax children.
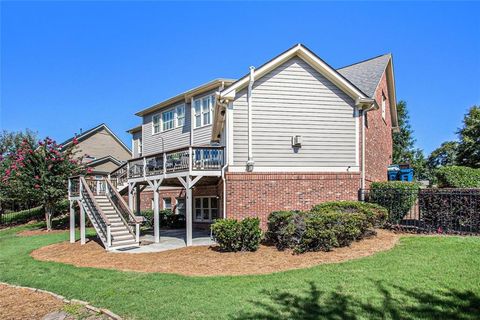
<box><xmin>61</xmin><ymin>123</ymin><xmax>131</xmax><ymax>175</ymax></box>
<box><xmin>69</xmin><ymin>44</ymin><xmax>398</xmax><ymax>249</ymax></box>
<box><xmin>115</xmin><ymin>43</ymin><xmax>398</xmax><ymax>245</ymax></box>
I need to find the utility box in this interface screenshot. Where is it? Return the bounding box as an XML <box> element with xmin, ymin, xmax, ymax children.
<box><xmin>292</xmin><ymin>135</ymin><xmax>302</xmax><ymax>148</ymax></box>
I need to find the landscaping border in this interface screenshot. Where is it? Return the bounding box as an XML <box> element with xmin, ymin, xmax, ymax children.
<box><xmin>0</xmin><ymin>282</ymin><xmax>122</xmax><ymax>320</ymax></box>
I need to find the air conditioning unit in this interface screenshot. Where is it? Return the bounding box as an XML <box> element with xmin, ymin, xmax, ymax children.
<box><xmin>292</xmin><ymin>135</ymin><xmax>302</xmax><ymax>148</ymax></box>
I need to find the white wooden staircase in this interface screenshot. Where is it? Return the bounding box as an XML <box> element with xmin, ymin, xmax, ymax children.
<box><xmin>68</xmin><ymin>176</ymin><xmax>142</xmax><ymax>251</ymax></box>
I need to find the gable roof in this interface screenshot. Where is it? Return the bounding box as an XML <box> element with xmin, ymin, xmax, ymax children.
<box><xmin>220</xmin><ymin>44</ymin><xmax>369</xmax><ymax>102</ymax></box>
<box><xmin>337</xmin><ymin>54</ymin><xmax>391</xmax><ymax>98</ymax></box>
<box><xmin>60</xmin><ymin>123</ymin><xmax>131</xmax><ymax>154</ymax></box>
<box><xmin>85</xmin><ymin>155</ymin><xmax>124</xmax><ymax>167</ymax></box>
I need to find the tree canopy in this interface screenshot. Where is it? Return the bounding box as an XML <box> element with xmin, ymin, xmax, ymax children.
<box><xmin>456</xmin><ymin>105</ymin><xmax>480</xmax><ymax>168</ymax></box>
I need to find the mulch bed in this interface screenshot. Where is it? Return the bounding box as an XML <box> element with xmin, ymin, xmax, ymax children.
<box><xmin>31</xmin><ymin>230</ymin><xmax>399</xmax><ymax>276</ymax></box>
<box><xmin>0</xmin><ymin>284</ymin><xmax>108</xmax><ymax>320</ymax></box>
<box><xmin>17</xmin><ymin>229</ymin><xmax>67</xmax><ymax>237</ymax></box>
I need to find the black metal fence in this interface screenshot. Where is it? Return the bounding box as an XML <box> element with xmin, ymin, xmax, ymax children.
<box><xmin>360</xmin><ymin>188</ymin><xmax>480</xmax><ymax>234</ymax></box>
<box><xmin>0</xmin><ymin>200</ymin><xmax>43</xmax><ymax>227</ymax></box>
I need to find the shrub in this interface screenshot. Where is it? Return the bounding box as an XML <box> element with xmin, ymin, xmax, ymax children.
<box><xmin>419</xmin><ymin>189</ymin><xmax>480</xmax><ymax>233</ymax></box>
<box><xmin>435</xmin><ymin>166</ymin><xmax>480</xmax><ymax>188</ymax></box>
<box><xmin>211</xmin><ymin>217</ymin><xmax>262</xmax><ymax>252</ymax></box>
<box><xmin>266</xmin><ymin>211</ymin><xmax>305</xmax><ymax>250</ymax></box>
<box><xmin>139</xmin><ymin>209</ymin><xmax>184</xmax><ymax>229</ymax></box>
<box><xmin>369</xmin><ymin>181</ymin><xmax>420</xmax><ymax>223</ymax></box>
<box><xmin>2</xmin><ymin>206</ymin><xmax>44</xmax><ymax>225</ymax></box>
<box><xmin>311</xmin><ymin>201</ymin><xmax>387</xmax><ymax>228</ymax></box>
<box><xmin>267</xmin><ymin>201</ymin><xmax>383</xmax><ymax>254</ymax></box>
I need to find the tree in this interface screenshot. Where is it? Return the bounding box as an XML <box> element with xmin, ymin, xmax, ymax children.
<box><xmin>393</xmin><ymin>101</ymin><xmax>415</xmax><ymax>164</ymax></box>
<box><xmin>427</xmin><ymin>141</ymin><xmax>458</xmax><ymax>170</ymax></box>
<box><xmin>392</xmin><ymin>100</ymin><xmax>430</xmax><ymax>180</ymax></box>
<box><xmin>456</xmin><ymin>105</ymin><xmax>480</xmax><ymax>168</ymax></box>
<box><xmin>1</xmin><ymin>137</ymin><xmax>84</xmax><ymax>230</ymax></box>
<box><xmin>0</xmin><ymin>129</ymin><xmax>37</xmax><ymax>157</ymax></box>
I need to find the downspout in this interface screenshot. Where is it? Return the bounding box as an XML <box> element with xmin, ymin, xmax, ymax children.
<box><xmin>219</xmin><ymin>98</ymin><xmax>229</xmax><ymax>219</ymax></box>
<box><xmin>246</xmin><ymin>66</ymin><xmax>255</xmax><ymax>171</ymax></box>
<box><xmin>360</xmin><ymin>103</ymin><xmax>376</xmax><ymax>197</ymax></box>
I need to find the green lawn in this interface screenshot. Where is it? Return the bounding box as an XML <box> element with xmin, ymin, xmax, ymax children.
<box><xmin>0</xmin><ymin>225</ymin><xmax>479</xmax><ymax>320</ymax></box>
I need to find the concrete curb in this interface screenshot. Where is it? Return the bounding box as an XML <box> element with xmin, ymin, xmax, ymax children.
<box><xmin>0</xmin><ymin>282</ymin><xmax>122</xmax><ymax>320</ymax></box>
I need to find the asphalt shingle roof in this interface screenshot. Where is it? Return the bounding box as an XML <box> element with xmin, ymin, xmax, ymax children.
<box><xmin>337</xmin><ymin>54</ymin><xmax>391</xmax><ymax>98</ymax></box>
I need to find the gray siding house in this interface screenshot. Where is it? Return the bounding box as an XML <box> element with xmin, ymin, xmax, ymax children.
<box><xmin>69</xmin><ymin>44</ymin><xmax>398</xmax><ymax>250</ymax></box>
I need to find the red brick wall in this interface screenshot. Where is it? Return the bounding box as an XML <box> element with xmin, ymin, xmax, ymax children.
<box><xmin>364</xmin><ymin>71</ymin><xmax>393</xmax><ymax>184</ymax></box>
<box><xmin>225</xmin><ymin>172</ymin><xmax>361</xmax><ymax>228</ymax></box>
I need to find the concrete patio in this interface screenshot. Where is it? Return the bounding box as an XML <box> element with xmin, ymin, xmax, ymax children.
<box><xmin>112</xmin><ymin>228</ymin><xmax>215</xmax><ymax>253</ymax></box>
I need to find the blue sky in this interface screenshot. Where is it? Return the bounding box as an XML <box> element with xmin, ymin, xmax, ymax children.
<box><xmin>1</xmin><ymin>1</ymin><xmax>479</xmax><ymax>154</ymax></box>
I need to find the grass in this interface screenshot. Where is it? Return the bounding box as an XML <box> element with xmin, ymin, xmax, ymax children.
<box><xmin>0</xmin><ymin>225</ymin><xmax>479</xmax><ymax>320</ymax></box>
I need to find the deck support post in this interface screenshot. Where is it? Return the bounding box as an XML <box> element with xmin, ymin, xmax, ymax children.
<box><xmin>128</xmin><ymin>183</ymin><xmax>135</xmax><ymax>212</ymax></box>
<box><xmin>80</xmin><ymin>202</ymin><xmax>86</xmax><ymax>245</ymax></box>
<box><xmin>178</xmin><ymin>175</ymin><xmax>203</xmax><ymax>247</ymax></box>
<box><xmin>69</xmin><ymin>200</ymin><xmax>75</xmax><ymax>243</ymax></box>
<box><xmin>147</xmin><ymin>179</ymin><xmax>163</xmax><ymax>243</ymax></box>
<box><xmin>135</xmin><ymin>186</ymin><xmax>141</xmax><ymax>215</ymax></box>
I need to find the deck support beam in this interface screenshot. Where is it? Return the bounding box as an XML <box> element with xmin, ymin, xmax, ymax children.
<box><xmin>69</xmin><ymin>200</ymin><xmax>75</xmax><ymax>243</ymax></box>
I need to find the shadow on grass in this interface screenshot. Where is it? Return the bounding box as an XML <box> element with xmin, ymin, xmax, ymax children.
<box><xmin>236</xmin><ymin>281</ymin><xmax>480</xmax><ymax>320</ymax></box>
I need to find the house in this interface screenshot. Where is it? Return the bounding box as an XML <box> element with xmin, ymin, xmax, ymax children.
<box><xmin>68</xmin><ymin>44</ymin><xmax>398</xmax><ymax>249</ymax></box>
<box><xmin>61</xmin><ymin>123</ymin><xmax>131</xmax><ymax>176</ymax></box>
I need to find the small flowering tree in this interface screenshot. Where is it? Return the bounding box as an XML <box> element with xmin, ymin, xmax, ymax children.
<box><xmin>0</xmin><ymin>137</ymin><xmax>84</xmax><ymax>230</ymax></box>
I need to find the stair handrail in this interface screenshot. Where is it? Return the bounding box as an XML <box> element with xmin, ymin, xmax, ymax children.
<box><xmin>80</xmin><ymin>176</ymin><xmax>111</xmax><ymax>226</ymax></box>
<box><xmin>105</xmin><ymin>178</ymin><xmax>142</xmax><ymax>224</ymax></box>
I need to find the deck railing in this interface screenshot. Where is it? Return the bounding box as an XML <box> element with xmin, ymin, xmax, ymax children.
<box><xmin>126</xmin><ymin>146</ymin><xmax>224</xmax><ymax>179</ymax></box>
<box><xmin>110</xmin><ymin>162</ymin><xmax>128</xmax><ymax>188</ymax></box>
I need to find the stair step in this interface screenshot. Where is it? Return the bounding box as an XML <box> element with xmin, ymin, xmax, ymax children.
<box><xmin>111</xmin><ymin>239</ymin><xmax>137</xmax><ymax>246</ymax></box>
<box><xmin>113</xmin><ymin>234</ymin><xmax>135</xmax><ymax>241</ymax></box>
<box><xmin>112</xmin><ymin>230</ymin><xmax>130</xmax><ymax>236</ymax></box>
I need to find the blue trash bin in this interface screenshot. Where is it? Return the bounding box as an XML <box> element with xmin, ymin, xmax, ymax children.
<box><xmin>398</xmin><ymin>168</ymin><xmax>414</xmax><ymax>182</ymax></box>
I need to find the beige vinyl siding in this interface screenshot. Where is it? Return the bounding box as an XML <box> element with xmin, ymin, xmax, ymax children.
<box><xmin>142</xmin><ymin>104</ymin><xmax>191</xmax><ymax>155</ymax></box>
<box><xmin>132</xmin><ymin>131</ymin><xmax>142</xmax><ymax>158</ymax></box>
<box><xmin>75</xmin><ymin>128</ymin><xmax>131</xmax><ymax>161</ymax></box>
<box><xmin>232</xmin><ymin>56</ymin><xmax>357</xmax><ymax>167</ymax></box>
<box><xmin>141</xmin><ymin>89</ymin><xmax>219</xmax><ymax>155</ymax></box>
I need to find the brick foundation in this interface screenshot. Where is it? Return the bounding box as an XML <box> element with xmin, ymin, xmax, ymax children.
<box><xmin>225</xmin><ymin>172</ymin><xmax>361</xmax><ymax>228</ymax></box>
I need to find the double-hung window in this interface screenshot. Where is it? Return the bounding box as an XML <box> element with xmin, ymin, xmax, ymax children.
<box><xmin>193</xmin><ymin>95</ymin><xmax>214</xmax><ymax>128</ymax></box>
<box><xmin>176</xmin><ymin>105</ymin><xmax>185</xmax><ymax>127</ymax></box>
<box><xmin>194</xmin><ymin>196</ymin><xmax>219</xmax><ymax>222</ymax></box>
<box><xmin>152</xmin><ymin>114</ymin><xmax>161</xmax><ymax>134</ymax></box>
<box><xmin>162</xmin><ymin>109</ymin><xmax>174</xmax><ymax>131</ymax></box>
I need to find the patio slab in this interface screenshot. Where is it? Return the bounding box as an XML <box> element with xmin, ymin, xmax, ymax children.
<box><xmin>112</xmin><ymin>229</ymin><xmax>215</xmax><ymax>253</ymax></box>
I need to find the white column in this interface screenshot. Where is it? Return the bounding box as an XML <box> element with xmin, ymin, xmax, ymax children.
<box><xmin>185</xmin><ymin>176</ymin><xmax>193</xmax><ymax>246</ymax></box>
<box><xmin>80</xmin><ymin>204</ymin><xmax>86</xmax><ymax>245</ymax></box>
<box><xmin>69</xmin><ymin>201</ymin><xmax>75</xmax><ymax>243</ymax></box>
<box><xmin>153</xmin><ymin>186</ymin><xmax>160</xmax><ymax>243</ymax></box>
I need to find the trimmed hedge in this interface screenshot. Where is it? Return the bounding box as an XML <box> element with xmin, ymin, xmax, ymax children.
<box><xmin>140</xmin><ymin>209</ymin><xmax>185</xmax><ymax>229</ymax></box>
<box><xmin>211</xmin><ymin>217</ymin><xmax>262</xmax><ymax>252</ymax></box>
<box><xmin>267</xmin><ymin>201</ymin><xmax>387</xmax><ymax>254</ymax></box>
<box><xmin>419</xmin><ymin>189</ymin><xmax>480</xmax><ymax>233</ymax></box>
<box><xmin>436</xmin><ymin>166</ymin><xmax>480</xmax><ymax>188</ymax></box>
<box><xmin>369</xmin><ymin>181</ymin><xmax>420</xmax><ymax>223</ymax></box>
<box><xmin>1</xmin><ymin>206</ymin><xmax>44</xmax><ymax>225</ymax></box>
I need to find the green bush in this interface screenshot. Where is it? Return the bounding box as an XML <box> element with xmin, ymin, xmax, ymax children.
<box><xmin>2</xmin><ymin>206</ymin><xmax>44</xmax><ymax>225</ymax></box>
<box><xmin>435</xmin><ymin>166</ymin><xmax>480</xmax><ymax>188</ymax></box>
<box><xmin>139</xmin><ymin>209</ymin><xmax>184</xmax><ymax>229</ymax></box>
<box><xmin>211</xmin><ymin>217</ymin><xmax>262</xmax><ymax>252</ymax></box>
<box><xmin>369</xmin><ymin>181</ymin><xmax>420</xmax><ymax>223</ymax></box>
<box><xmin>311</xmin><ymin>201</ymin><xmax>387</xmax><ymax>227</ymax></box>
<box><xmin>267</xmin><ymin>201</ymin><xmax>385</xmax><ymax>254</ymax></box>
<box><xmin>266</xmin><ymin>211</ymin><xmax>305</xmax><ymax>250</ymax></box>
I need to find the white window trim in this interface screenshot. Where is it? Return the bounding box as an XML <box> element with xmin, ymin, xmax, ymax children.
<box><xmin>381</xmin><ymin>93</ymin><xmax>387</xmax><ymax>121</ymax></box>
<box><xmin>193</xmin><ymin>196</ymin><xmax>218</xmax><ymax>222</ymax></box>
<box><xmin>137</xmin><ymin>138</ymin><xmax>142</xmax><ymax>156</ymax></box>
<box><xmin>175</xmin><ymin>197</ymin><xmax>185</xmax><ymax>215</ymax></box>
<box><xmin>163</xmin><ymin>197</ymin><xmax>172</xmax><ymax>210</ymax></box>
<box><xmin>151</xmin><ymin>103</ymin><xmax>186</xmax><ymax>135</ymax></box>
<box><xmin>193</xmin><ymin>94</ymin><xmax>214</xmax><ymax>129</ymax></box>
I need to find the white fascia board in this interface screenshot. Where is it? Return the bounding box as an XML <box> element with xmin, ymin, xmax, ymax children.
<box><xmin>220</xmin><ymin>45</ymin><xmax>367</xmax><ymax>101</ymax></box>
